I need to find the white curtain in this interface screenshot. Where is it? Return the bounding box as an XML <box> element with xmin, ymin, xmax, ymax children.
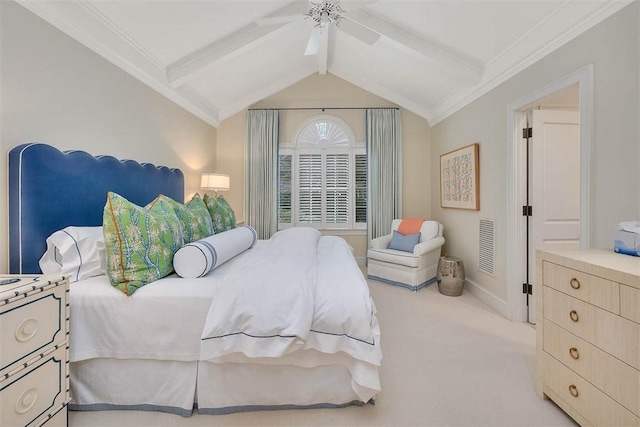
<box><xmin>245</xmin><ymin>109</ymin><xmax>279</xmax><ymax>239</ymax></box>
<box><xmin>366</xmin><ymin>108</ymin><xmax>402</xmax><ymax>245</ymax></box>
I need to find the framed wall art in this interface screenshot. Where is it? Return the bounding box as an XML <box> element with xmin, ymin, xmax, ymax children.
<box><xmin>440</xmin><ymin>143</ymin><xmax>479</xmax><ymax>210</ymax></box>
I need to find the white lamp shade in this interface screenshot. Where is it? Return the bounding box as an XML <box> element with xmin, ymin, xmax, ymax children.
<box><xmin>201</xmin><ymin>173</ymin><xmax>230</xmax><ymax>191</ymax></box>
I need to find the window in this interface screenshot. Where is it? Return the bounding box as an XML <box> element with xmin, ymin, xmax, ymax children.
<box><xmin>278</xmin><ymin>115</ymin><xmax>366</xmax><ymax>230</ymax></box>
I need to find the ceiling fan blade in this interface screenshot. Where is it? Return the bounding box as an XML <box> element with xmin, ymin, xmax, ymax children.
<box><xmin>338</xmin><ymin>17</ymin><xmax>380</xmax><ymax>45</ymax></box>
<box><xmin>339</xmin><ymin>0</ymin><xmax>378</xmax><ymax>12</ymax></box>
<box><xmin>256</xmin><ymin>15</ymin><xmax>303</xmax><ymax>26</ymax></box>
<box><xmin>304</xmin><ymin>26</ymin><xmax>324</xmax><ymax>56</ymax></box>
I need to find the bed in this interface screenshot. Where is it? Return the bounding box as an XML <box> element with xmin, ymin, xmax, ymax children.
<box><xmin>8</xmin><ymin>143</ymin><xmax>381</xmax><ymax>416</ymax></box>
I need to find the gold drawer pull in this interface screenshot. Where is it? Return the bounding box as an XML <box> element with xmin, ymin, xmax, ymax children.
<box><xmin>570</xmin><ymin>278</ymin><xmax>581</xmax><ymax>289</ymax></box>
<box><xmin>569</xmin><ymin>347</ymin><xmax>580</xmax><ymax>359</ymax></box>
<box><xmin>568</xmin><ymin>384</ymin><xmax>579</xmax><ymax>398</ymax></box>
<box><xmin>569</xmin><ymin>310</ymin><xmax>579</xmax><ymax>322</ymax></box>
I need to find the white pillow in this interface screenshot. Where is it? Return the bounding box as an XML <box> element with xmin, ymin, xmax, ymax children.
<box><xmin>39</xmin><ymin>226</ymin><xmax>106</xmax><ymax>282</ymax></box>
<box><xmin>420</xmin><ymin>221</ymin><xmax>440</xmax><ymax>240</ymax></box>
<box><xmin>173</xmin><ymin>226</ymin><xmax>257</xmax><ymax>278</ymax></box>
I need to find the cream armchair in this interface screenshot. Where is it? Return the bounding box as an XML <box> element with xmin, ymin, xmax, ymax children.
<box><xmin>367</xmin><ymin>219</ymin><xmax>445</xmax><ymax>291</ymax></box>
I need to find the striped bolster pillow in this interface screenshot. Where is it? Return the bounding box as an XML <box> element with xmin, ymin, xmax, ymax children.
<box><xmin>173</xmin><ymin>226</ymin><xmax>257</xmax><ymax>278</ymax></box>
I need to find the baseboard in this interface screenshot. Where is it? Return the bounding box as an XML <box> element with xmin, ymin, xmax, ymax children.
<box><xmin>464</xmin><ymin>279</ymin><xmax>508</xmax><ymax>318</ymax></box>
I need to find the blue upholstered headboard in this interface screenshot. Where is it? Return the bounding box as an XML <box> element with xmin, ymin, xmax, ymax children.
<box><xmin>8</xmin><ymin>143</ymin><xmax>185</xmax><ymax>274</ymax></box>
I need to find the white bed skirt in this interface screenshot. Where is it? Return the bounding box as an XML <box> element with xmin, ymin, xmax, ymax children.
<box><xmin>197</xmin><ymin>361</ymin><xmax>366</xmax><ymax>414</ymax></box>
<box><xmin>69</xmin><ymin>359</ymin><xmax>197</xmax><ymax>417</ymax></box>
<box><xmin>69</xmin><ymin>358</ymin><xmax>372</xmax><ymax>417</ymax></box>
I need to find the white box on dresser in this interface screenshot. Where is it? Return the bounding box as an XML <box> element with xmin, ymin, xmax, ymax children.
<box><xmin>536</xmin><ymin>250</ymin><xmax>640</xmax><ymax>427</ymax></box>
<box><xmin>0</xmin><ymin>275</ymin><xmax>70</xmax><ymax>427</ymax></box>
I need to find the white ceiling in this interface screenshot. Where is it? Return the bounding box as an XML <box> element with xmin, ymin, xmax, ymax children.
<box><xmin>16</xmin><ymin>0</ymin><xmax>633</xmax><ymax>127</ymax></box>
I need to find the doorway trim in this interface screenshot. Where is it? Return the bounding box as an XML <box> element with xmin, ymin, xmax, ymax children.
<box><xmin>505</xmin><ymin>64</ymin><xmax>593</xmax><ymax>322</ymax></box>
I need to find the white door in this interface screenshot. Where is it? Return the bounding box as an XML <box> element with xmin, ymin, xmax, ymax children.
<box><xmin>528</xmin><ymin>109</ymin><xmax>581</xmax><ymax>323</ymax></box>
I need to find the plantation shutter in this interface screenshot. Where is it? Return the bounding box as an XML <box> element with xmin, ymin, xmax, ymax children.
<box><xmin>325</xmin><ymin>153</ymin><xmax>350</xmax><ymax>226</ymax></box>
<box><xmin>297</xmin><ymin>153</ymin><xmax>323</xmax><ymax>225</ymax></box>
<box><xmin>278</xmin><ymin>152</ymin><xmax>293</xmax><ymax>226</ymax></box>
<box><xmin>276</xmin><ymin>115</ymin><xmax>367</xmax><ymax>231</ymax></box>
<box><xmin>355</xmin><ymin>152</ymin><xmax>367</xmax><ymax>226</ymax></box>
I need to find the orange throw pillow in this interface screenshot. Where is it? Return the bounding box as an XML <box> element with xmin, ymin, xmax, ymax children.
<box><xmin>397</xmin><ymin>218</ymin><xmax>424</xmax><ymax>235</ymax></box>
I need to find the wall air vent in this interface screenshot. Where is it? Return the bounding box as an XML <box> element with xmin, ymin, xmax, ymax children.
<box><xmin>479</xmin><ymin>218</ymin><xmax>496</xmax><ymax>276</ymax></box>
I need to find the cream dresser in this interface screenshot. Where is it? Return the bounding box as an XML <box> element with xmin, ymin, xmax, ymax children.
<box><xmin>1</xmin><ymin>275</ymin><xmax>70</xmax><ymax>427</ymax></box>
<box><xmin>536</xmin><ymin>250</ymin><xmax>640</xmax><ymax>426</ymax></box>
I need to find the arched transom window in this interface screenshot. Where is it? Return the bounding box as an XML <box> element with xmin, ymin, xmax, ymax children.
<box><xmin>297</xmin><ymin>119</ymin><xmax>351</xmax><ymax>146</ymax></box>
<box><xmin>278</xmin><ymin>115</ymin><xmax>366</xmax><ymax>230</ymax></box>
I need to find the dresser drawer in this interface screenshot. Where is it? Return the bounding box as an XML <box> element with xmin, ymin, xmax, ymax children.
<box><xmin>0</xmin><ymin>346</ymin><xmax>67</xmax><ymax>427</ymax></box>
<box><xmin>543</xmin><ymin>261</ymin><xmax>619</xmax><ymax>313</ymax></box>
<box><xmin>621</xmin><ymin>285</ymin><xmax>640</xmax><ymax>324</ymax></box>
<box><xmin>543</xmin><ymin>319</ymin><xmax>639</xmax><ymax>415</ymax></box>
<box><xmin>542</xmin><ymin>353</ymin><xmax>640</xmax><ymax>426</ymax></box>
<box><xmin>0</xmin><ymin>285</ymin><xmax>66</xmax><ymax>375</ymax></box>
<box><xmin>543</xmin><ymin>286</ymin><xmax>640</xmax><ymax>369</ymax></box>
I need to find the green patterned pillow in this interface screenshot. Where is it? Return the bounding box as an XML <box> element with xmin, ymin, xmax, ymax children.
<box><xmin>147</xmin><ymin>194</ymin><xmax>214</xmax><ymax>243</ymax></box>
<box><xmin>185</xmin><ymin>193</ymin><xmax>215</xmax><ymax>241</ymax></box>
<box><xmin>145</xmin><ymin>195</ymin><xmax>187</xmax><ymax>237</ymax></box>
<box><xmin>203</xmin><ymin>193</ymin><xmax>236</xmax><ymax>233</ymax></box>
<box><xmin>103</xmin><ymin>192</ymin><xmax>184</xmax><ymax>296</ymax></box>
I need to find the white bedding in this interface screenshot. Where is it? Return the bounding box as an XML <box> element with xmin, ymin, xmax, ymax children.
<box><xmin>70</xmin><ymin>358</ymin><xmax>197</xmax><ymax>416</ymax></box>
<box><xmin>199</xmin><ymin>228</ymin><xmax>381</xmax><ymax>401</ymax></box>
<box><xmin>311</xmin><ymin>235</ymin><xmax>381</xmax><ymax>365</ymax></box>
<box><xmin>69</xmin><ymin>242</ymin><xmax>261</xmax><ymax>362</ymax></box>
<box><xmin>200</xmin><ymin>229</ymin><xmax>380</xmax><ymax>362</ymax></box>
<box><xmin>200</xmin><ymin>227</ymin><xmax>319</xmax><ymax>359</ymax></box>
<box><xmin>70</xmin><ymin>227</ymin><xmax>381</xmax><ymax>410</ymax></box>
<box><xmin>197</xmin><ymin>359</ymin><xmax>365</xmax><ymax>414</ymax></box>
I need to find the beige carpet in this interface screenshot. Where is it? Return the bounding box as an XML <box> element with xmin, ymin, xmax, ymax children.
<box><xmin>69</xmin><ymin>277</ymin><xmax>577</xmax><ymax>427</ymax></box>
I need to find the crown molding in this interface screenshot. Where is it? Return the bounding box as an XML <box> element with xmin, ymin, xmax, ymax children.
<box><xmin>15</xmin><ymin>0</ymin><xmax>221</xmax><ymax>127</ymax></box>
<box><xmin>329</xmin><ymin>66</ymin><xmax>430</xmax><ymax>120</ymax></box>
<box><xmin>218</xmin><ymin>67</ymin><xmax>318</xmax><ymax>121</ymax></box>
<box><xmin>14</xmin><ymin>0</ymin><xmax>632</xmax><ymax>130</ymax></box>
<box><xmin>426</xmin><ymin>0</ymin><xmax>634</xmax><ymax>126</ymax></box>
<box><xmin>75</xmin><ymin>0</ymin><xmax>166</xmax><ymax>71</ymax></box>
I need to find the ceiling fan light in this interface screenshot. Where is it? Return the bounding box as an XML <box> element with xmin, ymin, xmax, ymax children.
<box><xmin>306</xmin><ymin>1</ymin><xmax>345</xmax><ymax>27</ymax></box>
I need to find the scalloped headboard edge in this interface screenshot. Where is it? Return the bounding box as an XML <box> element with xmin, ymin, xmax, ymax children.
<box><xmin>8</xmin><ymin>143</ymin><xmax>185</xmax><ymax>274</ymax></box>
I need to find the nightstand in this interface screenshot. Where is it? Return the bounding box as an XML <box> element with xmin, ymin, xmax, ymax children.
<box><xmin>1</xmin><ymin>275</ymin><xmax>70</xmax><ymax>426</ymax></box>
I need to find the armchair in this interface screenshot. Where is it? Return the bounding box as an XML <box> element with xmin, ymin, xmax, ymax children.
<box><xmin>367</xmin><ymin>219</ymin><xmax>445</xmax><ymax>291</ymax></box>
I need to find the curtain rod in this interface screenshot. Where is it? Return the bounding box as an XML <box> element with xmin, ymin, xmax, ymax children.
<box><xmin>248</xmin><ymin>107</ymin><xmax>399</xmax><ymax>111</ymax></box>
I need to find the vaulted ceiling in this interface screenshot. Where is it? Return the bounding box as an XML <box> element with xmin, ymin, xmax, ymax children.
<box><xmin>16</xmin><ymin>0</ymin><xmax>633</xmax><ymax>127</ymax></box>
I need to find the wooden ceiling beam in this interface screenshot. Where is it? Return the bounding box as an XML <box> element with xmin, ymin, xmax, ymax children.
<box><xmin>167</xmin><ymin>1</ymin><xmax>308</xmax><ymax>87</ymax></box>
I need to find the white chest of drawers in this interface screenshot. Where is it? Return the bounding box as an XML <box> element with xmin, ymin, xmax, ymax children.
<box><xmin>536</xmin><ymin>250</ymin><xmax>640</xmax><ymax>427</ymax></box>
<box><xmin>0</xmin><ymin>275</ymin><xmax>70</xmax><ymax>427</ymax></box>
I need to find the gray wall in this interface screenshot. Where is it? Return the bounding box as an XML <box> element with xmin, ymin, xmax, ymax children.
<box><xmin>0</xmin><ymin>1</ymin><xmax>217</xmax><ymax>273</ymax></box>
<box><xmin>431</xmin><ymin>2</ymin><xmax>639</xmax><ymax>309</ymax></box>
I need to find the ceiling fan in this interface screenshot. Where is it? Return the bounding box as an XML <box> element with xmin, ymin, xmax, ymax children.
<box><xmin>257</xmin><ymin>1</ymin><xmax>381</xmax><ymax>56</ymax></box>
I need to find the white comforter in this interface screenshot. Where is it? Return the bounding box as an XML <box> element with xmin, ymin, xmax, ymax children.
<box><xmin>68</xmin><ymin>246</ymin><xmax>255</xmax><ymax>362</ymax></box>
<box><xmin>199</xmin><ymin>228</ymin><xmax>382</xmax><ymax>399</ymax></box>
<box><xmin>200</xmin><ymin>227</ymin><xmax>319</xmax><ymax>358</ymax></box>
<box><xmin>70</xmin><ymin>227</ymin><xmax>381</xmax><ymax>400</ymax></box>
